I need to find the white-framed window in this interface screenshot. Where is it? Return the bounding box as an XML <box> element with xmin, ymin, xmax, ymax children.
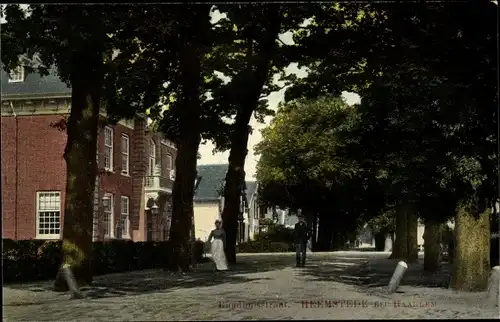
<box><xmin>36</xmin><ymin>191</ymin><xmax>61</xmax><ymax>239</ymax></box>
<box><xmin>166</xmin><ymin>153</ymin><xmax>173</xmax><ymax>171</ymax></box>
<box><xmin>121</xmin><ymin>134</ymin><xmax>129</xmax><ymax>175</ymax></box>
<box><xmin>104</xmin><ymin>126</ymin><xmax>113</xmax><ymax>171</ymax></box>
<box><xmin>102</xmin><ymin>193</ymin><xmax>114</xmax><ymax>238</ymax></box>
<box><xmin>8</xmin><ymin>65</ymin><xmax>24</xmax><ymax>83</ymax></box>
<box><xmin>149</xmin><ymin>140</ymin><xmax>156</xmax><ymax>176</ymax></box>
<box><xmin>120</xmin><ymin>196</ymin><xmax>130</xmax><ymax>238</ymax></box>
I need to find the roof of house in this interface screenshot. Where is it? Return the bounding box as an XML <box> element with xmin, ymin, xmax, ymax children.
<box><xmin>194</xmin><ymin>164</ymin><xmax>228</xmax><ymax>201</ymax></box>
<box><xmin>1</xmin><ymin>67</ymin><xmax>71</xmax><ymax>98</ymax></box>
<box><xmin>245</xmin><ymin>181</ymin><xmax>258</xmax><ymax>203</ymax></box>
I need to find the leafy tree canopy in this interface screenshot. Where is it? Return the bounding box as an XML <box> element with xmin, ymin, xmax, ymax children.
<box><xmin>256</xmin><ymin>95</ymin><xmax>381</xmax><ymax>220</ymax></box>
<box><xmin>281</xmin><ymin>2</ymin><xmax>497</xmax><ymax>220</ymax></box>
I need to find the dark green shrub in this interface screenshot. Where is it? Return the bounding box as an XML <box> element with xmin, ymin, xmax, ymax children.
<box><xmin>2</xmin><ymin>239</ymin><xmax>205</xmax><ymax>283</ymax></box>
<box><xmin>36</xmin><ymin>241</ymin><xmax>62</xmax><ymax>279</ymax></box>
<box><xmin>254</xmin><ymin>224</ymin><xmax>295</xmax><ymax>244</ymax></box>
<box><xmin>92</xmin><ymin>241</ymin><xmax>108</xmax><ymax>275</ymax></box>
<box><xmin>193</xmin><ymin>240</ymin><xmax>204</xmax><ymax>261</ymax></box>
<box><xmin>236</xmin><ymin>240</ymin><xmax>294</xmax><ymax>253</ymax></box>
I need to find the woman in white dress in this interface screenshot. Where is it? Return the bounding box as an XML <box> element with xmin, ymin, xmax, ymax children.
<box><xmin>206</xmin><ymin>220</ymin><xmax>228</xmax><ymax>271</ymax></box>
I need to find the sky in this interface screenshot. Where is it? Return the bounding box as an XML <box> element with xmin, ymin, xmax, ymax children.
<box><xmin>2</xmin><ymin>6</ymin><xmax>361</xmax><ymax>180</ymax></box>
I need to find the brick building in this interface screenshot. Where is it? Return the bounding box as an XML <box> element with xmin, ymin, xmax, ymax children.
<box><xmin>1</xmin><ymin>63</ymin><xmax>176</xmax><ymax>241</ymax></box>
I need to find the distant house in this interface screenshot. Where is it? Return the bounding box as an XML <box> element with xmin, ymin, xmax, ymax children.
<box><xmin>417</xmin><ymin>219</ymin><xmax>425</xmax><ymax>251</ymax></box>
<box><xmin>280</xmin><ymin>209</ymin><xmax>299</xmax><ymax>228</ymax></box>
<box><xmin>259</xmin><ymin>207</ymin><xmax>298</xmax><ymax>228</ymax></box>
<box><xmin>193</xmin><ymin>164</ymin><xmax>228</xmax><ymax>241</ymax></box>
<box><xmin>354</xmin><ymin>219</ymin><xmax>455</xmax><ymax>251</ymax></box>
<box><xmin>143</xmin><ymin>131</ymin><xmax>177</xmax><ymax>242</ymax></box>
<box><xmin>244</xmin><ymin>181</ymin><xmax>259</xmax><ymax>241</ymax></box>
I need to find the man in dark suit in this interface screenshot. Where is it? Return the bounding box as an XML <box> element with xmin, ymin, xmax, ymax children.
<box><xmin>294</xmin><ymin>210</ymin><xmax>310</xmax><ymax>267</ymax></box>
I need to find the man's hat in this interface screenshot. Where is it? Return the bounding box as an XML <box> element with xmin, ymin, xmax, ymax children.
<box><xmin>297</xmin><ymin>209</ymin><xmax>304</xmax><ymax>218</ymax></box>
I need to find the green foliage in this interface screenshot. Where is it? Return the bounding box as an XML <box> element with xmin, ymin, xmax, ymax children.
<box><xmin>2</xmin><ymin>5</ymin><xmax>132</xmax><ymax>93</ymax></box>
<box><xmin>256</xmin><ymin>95</ymin><xmax>375</xmax><ymax>218</ymax></box>
<box><xmin>256</xmin><ymin>96</ymin><xmax>358</xmax><ymax>186</ymax></box>
<box><xmin>104</xmin><ymin>5</ymin><xmax>312</xmax><ymax>149</ymax></box>
<box><xmin>2</xmin><ymin>239</ymin><xmax>204</xmax><ymax>283</ymax></box>
<box><xmin>283</xmin><ymin>2</ymin><xmax>497</xmax><ymax>222</ymax></box>
<box><xmin>366</xmin><ymin>209</ymin><xmax>396</xmax><ymax>235</ymax></box>
<box><xmin>441</xmin><ymin>225</ymin><xmax>455</xmax><ymax>243</ymax></box>
<box><xmin>254</xmin><ymin>223</ymin><xmax>295</xmax><ymax>244</ymax></box>
<box><xmin>258</xmin><ymin>218</ymin><xmax>276</xmax><ymax>227</ymax></box>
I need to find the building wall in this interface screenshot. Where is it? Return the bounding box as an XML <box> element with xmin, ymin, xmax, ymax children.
<box><xmin>155</xmin><ymin>192</ymin><xmax>173</xmax><ymax>241</ymax></box>
<box><xmin>417</xmin><ymin>223</ymin><xmax>425</xmax><ymax>247</ymax></box>
<box><xmin>95</xmin><ymin>122</ymin><xmax>136</xmax><ymax>240</ymax></box>
<box><xmin>1</xmin><ymin>98</ymin><xmax>146</xmax><ymax>241</ymax></box>
<box><xmin>149</xmin><ymin>132</ymin><xmax>177</xmax><ymax>186</ymax></box>
<box><xmin>246</xmin><ymin>194</ymin><xmax>261</xmax><ymax>240</ymax></box>
<box><xmin>1</xmin><ymin>113</ymin><xmax>67</xmax><ymax>239</ymax></box>
<box><xmin>141</xmin><ymin>132</ymin><xmax>177</xmax><ymax>241</ymax></box>
<box><xmin>193</xmin><ymin>200</ymin><xmax>220</xmax><ymax>241</ymax></box>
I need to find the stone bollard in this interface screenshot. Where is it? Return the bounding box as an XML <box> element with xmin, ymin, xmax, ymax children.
<box><xmin>62</xmin><ymin>264</ymin><xmax>84</xmax><ymax>299</ymax></box>
<box><xmin>487</xmin><ymin>266</ymin><xmax>500</xmax><ymax>308</ymax></box>
<box><xmin>387</xmin><ymin>261</ymin><xmax>408</xmax><ymax>294</ymax></box>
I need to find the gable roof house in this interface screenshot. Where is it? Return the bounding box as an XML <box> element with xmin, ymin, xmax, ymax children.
<box><xmin>193</xmin><ymin>164</ymin><xmax>228</xmax><ymax>241</ymax></box>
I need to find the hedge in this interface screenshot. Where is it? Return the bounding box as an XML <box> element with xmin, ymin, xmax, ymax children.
<box><xmin>236</xmin><ymin>240</ymin><xmax>295</xmax><ymax>253</ymax></box>
<box><xmin>2</xmin><ymin>239</ymin><xmax>204</xmax><ymax>283</ymax></box>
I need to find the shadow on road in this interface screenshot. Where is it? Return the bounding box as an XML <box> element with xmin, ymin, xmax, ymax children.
<box><xmin>299</xmin><ymin>255</ymin><xmax>451</xmax><ymax>290</ymax></box>
<box><xmin>4</xmin><ymin>254</ymin><xmax>295</xmax><ymax>302</ymax></box>
<box><xmin>4</xmin><ymin>252</ymin><xmax>452</xmax><ymax>304</ymax></box>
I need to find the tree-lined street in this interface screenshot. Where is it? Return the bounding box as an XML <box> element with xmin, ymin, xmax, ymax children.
<box><xmin>1</xmin><ymin>3</ymin><xmax>498</xmax><ymax>319</ymax></box>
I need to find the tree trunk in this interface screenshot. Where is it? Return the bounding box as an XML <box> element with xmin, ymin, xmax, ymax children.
<box><xmin>423</xmin><ymin>221</ymin><xmax>442</xmax><ymax>272</ymax></box>
<box><xmin>317</xmin><ymin>211</ymin><xmax>335</xmax><ymax>251</ymax></box>
<box><xmin>311</xmin><ymin>212</ymin><xmax>318</xmax><ymax>251</ymax></box>
<box><xmin>491</xmin><ymin>210</ymin><xmax>499</xmax><ymax>268</ymax></box>
<box><xmin>319</xmin><ymin>211</ymin><xmax>334</xmax><ymax>251</ymax></box>
<box><xmin>389</xmin><ymin>202</ymin><xmax>408</xmax><ymax>259</ymax></box>
<box><xmin>167</xmin><ymin>6</ymin><xmax>209</xmax><ymax>272</ymax></box>
<box><xmin>332</xmin><ymin>230</ymin><xmax>343</xmax><ymax>250</ymax></box>
<box><xmin>374</xmin><ymin>232</ymin><xmax>386</xmax><ymax>251</ymax></box>
<box><xmin>450</xmin><ymin>204</ymin><xmax>490</xmax><ymax>291</ymax></box>
<box><xmin>407</xmin><ymin>210</ymin><xmax>419</xmax><ymax>262</ymax></box>
<box><xmin>54</xmin><ymin>51</ymin><xmax>103</xmax><ymax>291</ymax></box>
<box><xmin>221</xmin><ymin>129</ymin><xmax>249</xmax><ymax>265</ymax></box>
<box><xmin>169</xmin><ymin>138</ymin><xmax>200</xmax><ymax>271</ymax></box>
<box><xmin>390</xmin><ymin>202</ymin><xmax>418</xmax><ymax>262</ymax></box>
<box><xmin>317</xmin><ymin>214</ymin><xmax>328</xmax><ymax>251</ymax></box>
<box><xmin>221</xmin><ymin>14</ymin><xmax>282</xmax><ymax>265</ymax></box>
<box><xmin>329</xmin><ymin>218</ymin><xmax>338</xmax><ymax>250</ymax></box>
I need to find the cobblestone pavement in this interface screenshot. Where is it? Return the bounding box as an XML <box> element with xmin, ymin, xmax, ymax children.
<box><xmin>3</xmin><ymin>252</ymin><xmax>499</xmax><ymax>320</ymax></box>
